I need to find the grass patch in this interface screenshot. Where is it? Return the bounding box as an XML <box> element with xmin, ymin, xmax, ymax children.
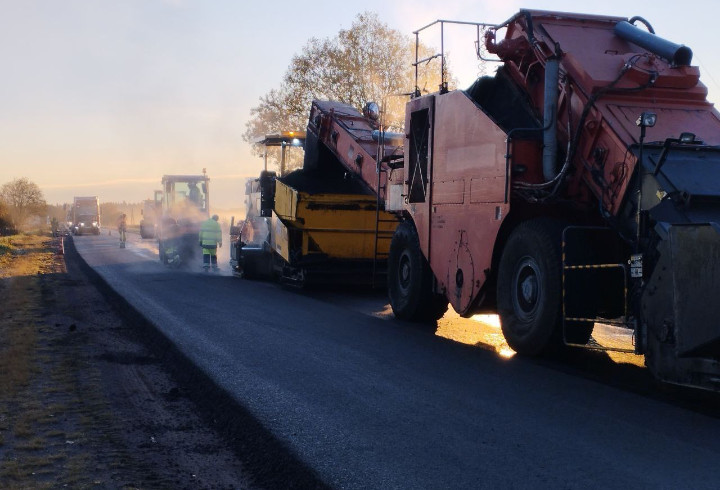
<box><xmin>14</xmin><ymin>418</ymin><xmax>34</xmax><ymax>439</ymax></box>
<box><xmin>0</xmin><ymin>291</ymin><xmax>39</xmax><ymax>397</ymax></box>
<box><xmin>1</xmin><ymin>459</ymin><xmax>23</xmax><ymax>480</ymax></box>
<box><xmin>0</xmin><ymin>344</ymin><xmax>36</xmax><ymax>393</ymax></box>
<box><xmin>36</xmin><ymin>415</ymin><xmax>60</xmax><ymax>426</ymax></box>
<box><xmin>47</xmin><ymin>452</ymin><xmax>67</xmax><ymax>462</ymax></box>
<box><xmin>1</xmin><ymin>455</ymin><xmax>58</xmax><ymax>489</ymax></box>
<box><xmin>0</xmin><ymin>236</ymin><xmax>16</xmax><ymax>272</ymax></box>
<box><xmin>0</xmin><ymin>236</ymin><xmax>16</xmax><ymax>254</ymax></box>
<box><xmin>0</xmin><ymin>233</ymin><xmax>107</xmax><ymax>487</ymax></box>
<box><xmin>65</xmin><ymin>431</ymin><xmax>85</xmax><ymax>441</ymax></box>
<box><xmin>44</xmin><ymin>403</ymin><xmax>69</xmax><ymax>414</ymax></box>
<box><xmin>16</xmin><ymin>437</ymin><xmax>47</xmax><ymax>451</ymax></box>
<box><xmin>63</xmin><ymin>454</ymin><xmax>90</xmax><ymax>486</ymax></box>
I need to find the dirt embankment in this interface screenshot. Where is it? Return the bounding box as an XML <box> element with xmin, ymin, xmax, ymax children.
<box><xmin>0</xmin><ymin>234</ymin><xmax>252</xmax><ymax>488</ymax></box>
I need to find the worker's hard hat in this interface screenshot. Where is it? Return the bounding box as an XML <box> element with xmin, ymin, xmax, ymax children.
<box><xmin>212</xmin><ymin>214</ymin><xmax>219</xmax><ymax>221</ymax></box>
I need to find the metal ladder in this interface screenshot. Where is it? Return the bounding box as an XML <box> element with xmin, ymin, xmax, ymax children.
<box><xmin>562</xmin><ymin>226</ymin><xmax>635</xmax><ymax>353</ymax></box>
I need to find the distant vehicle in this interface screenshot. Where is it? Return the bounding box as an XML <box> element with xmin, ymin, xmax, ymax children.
<box><xmin>156</xmin><ymin>172</ymin><xmax>210</xmax><ymax>266</ymax></box>
<box><xmin>71</xmin><ymin>196</ymin><xmax>100</xmax><ymax>235</ymax></box>
<box><xmin>139</xmin><ymin>190</ymin><xmax>163</xmax><ymax>239</ymax></box>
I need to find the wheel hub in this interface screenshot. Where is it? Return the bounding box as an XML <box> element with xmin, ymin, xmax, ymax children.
<box><xmin>512</xmin><ymin>257</ymin><xmax>542</xmax><ymax>321</ymax></box>
<box><xmin>520</xmin><ymin>274</ymin><xmax>537</xmax><ymax>304</ymax></box>
<box><xmin>398</xmin><ymin>252</ymin><xmax>411</xmax><ymax>292</ymax></box>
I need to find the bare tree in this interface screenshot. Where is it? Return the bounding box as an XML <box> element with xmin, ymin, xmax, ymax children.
<box><xmin>0</xmin><ymin>177</ymin><xmax>47</xmax><ymax>231</ymax></box>
<box><xmin>244</xmin><ymin>12</ymin><xmax>447</xmax><ymax>172</ymax></box>
<box><xmin>0</xmin><ymin>199</ymin><xmax>10</xmax><ymax>233</ymax></box>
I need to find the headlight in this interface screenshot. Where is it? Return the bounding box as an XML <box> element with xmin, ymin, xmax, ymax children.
<box><xmin>636</xmin><ymin>112</ymin><xmax>657</xmax><ymax>128</ymax></box>
<box><xmin>92</xmin><ymin>222</ymin><xmax>98</xmax><ymax>227</ymax></box>
<box><xmin>80</xmin><ymin>222</ymin><xmax>85</xmax><ymax>227</ymax></box>
<box><xmin>363</xmin><ymin>101</ymin><xmax>380</xmax><ymax>121</ymax></box>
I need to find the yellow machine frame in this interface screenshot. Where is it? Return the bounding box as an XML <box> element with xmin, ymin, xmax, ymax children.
<box><xmin>272</xmin><ymin>180</ymin><xmax>398</xmax><ymax>264</ymax></box>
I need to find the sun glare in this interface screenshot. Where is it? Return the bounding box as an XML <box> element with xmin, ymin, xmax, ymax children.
<box><xmin>471</xmin><ymin>314</ymin><xmax>501</xmax><ymax>328</ymax></box>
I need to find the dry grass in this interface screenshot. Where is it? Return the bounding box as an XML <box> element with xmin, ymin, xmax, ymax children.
<box><xmin>15</xmin><ymin>438</ymin><xmax>47</xmax><ymax>451</ymax></box>
<box><xmin>0</xmin><ymin>233</ymin><xmax>152</xmax><ymax>487</ymax></box>
<box><xmin>13</xmin><ymin>419</ymin><xmax>34</xmax><ymax>439</ymax></box>
<box><xmin>43</xmin><ymin>430</ymin><xmax>67</xmax><ymax>442</ymax></box>
<box><xmin>0</xmin><ymin>325</ymin><xmax>37</xmax><ymax>396</ymax></box>
<box><xmin>0</xmin><ymin>235</ymin><xmax>16</xmax><ymax>253</ymax></box>
<box><xmin>0</xmin><ymin>233</ymin><xmax>252</xmax><ymax>488</ymax></box>
<box><xmin>0</xmin><ymin>234</ymin><xmax>78</xmax><ymax>485</ymax></box>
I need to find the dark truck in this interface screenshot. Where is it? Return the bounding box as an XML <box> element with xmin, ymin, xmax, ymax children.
<box><xmin>71</xmin><ymin>196</ymin><xmax>100</xmax><ymax>235</ymax></box>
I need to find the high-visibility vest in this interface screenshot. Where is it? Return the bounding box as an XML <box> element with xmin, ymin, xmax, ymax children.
<box><xmin>199</xmin><ymin>218</ymin><xmax>222</xmax><ymax>247</ymax></box>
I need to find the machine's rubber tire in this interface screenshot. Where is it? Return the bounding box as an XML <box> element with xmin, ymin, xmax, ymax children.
<box><xmin>242</xmin><ymin>252</ymin><xmax>274</xmax><ymax>280</ymax></box>
<box><xmin>388</xmin><ymin>221</ymin><xmax>448</xmax><ymax>322</ymax></box>
<box><xmin>497</xmin><ymin>218</ymin><xmax>565</xmax><ymax>355</ymax></box>
<box><xmin>241</xmin><ymin>257</ymin><xmax>257</xmax><ymax>280</ymax></box>
<box><xmin>159</xmin><ymin>241</ymin><xmax>168</xmax><ymax>265</ymax></box>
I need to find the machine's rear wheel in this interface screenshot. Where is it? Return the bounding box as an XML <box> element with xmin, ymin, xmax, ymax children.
<box><xmin>158</xmin><ymin>241</ymin><xmax>168</xmax><ymax>264</ymax></box>
<box><xmin>388</xmin><ymin>221</ymin><xmax>447</xmax><ymax>322</ymax></box>
<box><xmin>497</xmin><ymin>219</ymin><xmax>565</xmax><ymax>355</ymax></box>
<box><xmin>241</xmin><ymin>254</ymin><xmax>258</xmax><ymax>280</ymax></box>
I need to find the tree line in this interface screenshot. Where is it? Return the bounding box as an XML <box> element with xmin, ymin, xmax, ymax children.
<box><xmin>0</xmin><ymin>177</ymin><xmax>145</xmax><ymax>236</ymax></box>
<box><xmin>0</xmin><ymin>177</ymin><xmax>46</xmax><ymax>234</ymax></box>
<box><xmin>243</xmin><ymin>11</ymin><xmax>449</xmax><ymax>173</ymax></box>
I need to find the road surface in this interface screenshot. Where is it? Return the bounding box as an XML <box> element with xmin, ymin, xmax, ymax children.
<box><xmin>71</xmin><ymin>231</ymin><xmax>720</xmax><ymax>489</ymax></box>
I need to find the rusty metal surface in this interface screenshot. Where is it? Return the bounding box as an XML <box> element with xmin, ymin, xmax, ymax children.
<box><xmin>488</xmin><ymin>10</ymin><xmax>720</xmax><ymax>216</ymax></box>
<box><xmin>308</xmin><ymin>100</ymin><xmax>405</xmax><ymax>204</ymax></box>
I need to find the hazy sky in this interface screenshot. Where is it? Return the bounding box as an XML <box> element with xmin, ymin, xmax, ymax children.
<box><xmin>2</xmin><ymin>0</ymin><xmax>719</xmax><ymax>209</ymax></box>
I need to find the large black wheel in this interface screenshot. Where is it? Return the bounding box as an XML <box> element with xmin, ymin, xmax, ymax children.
<box><xmin>179</xmin><ymin>233</ymin><xmax>195</xmax><ymax>264</ymax></box>
<box><xmin>388</xmin><ymin>221</ymin><xmax>448</xmax><ymax>322</ymax></box>
<box><xmin>158</xmin><ymin>241</ymin><xmax>168</xmax><ymax>265</ymax></box>
<box><xmin>240</xmin><ymin>253</ymin><xmax>258</xmax><ymax>280</ymax></box>
<box><xmin>497</xmin><ymin>219</ymin><xmax>566</xmax><ymax>355</ymax></box>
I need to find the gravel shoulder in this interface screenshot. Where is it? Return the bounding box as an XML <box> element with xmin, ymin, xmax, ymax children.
<box><xmin>0</xmin><ymin>234</ymin><xmax>253</xmax><ymax>488</ymax></box>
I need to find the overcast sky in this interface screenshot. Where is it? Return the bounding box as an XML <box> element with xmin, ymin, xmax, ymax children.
<box><xmin>2</xmin><ymin>0</ymin><xmax>718</xmax><ymax>209</ymax></box>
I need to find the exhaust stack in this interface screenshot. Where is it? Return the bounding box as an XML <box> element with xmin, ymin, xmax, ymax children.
<box><xmin>614</xmin><ymin>20</ymin><xmax>692</xmax><ymax>66</ymax></box>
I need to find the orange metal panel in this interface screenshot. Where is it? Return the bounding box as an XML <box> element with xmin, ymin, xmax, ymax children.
<box><xmin>413</xmin><ymin>90</ymin><xmax>509</xmax><ymax>315</ymax></box>
<box><xmin>470</xmin><ymin>177</ymin><xmax>506</xmax><ymax>203</ymax></box>
<box><xmin>432</xmin><ymin>180</ymin><xmax>465</xmax><ymax>205</ymax></box>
